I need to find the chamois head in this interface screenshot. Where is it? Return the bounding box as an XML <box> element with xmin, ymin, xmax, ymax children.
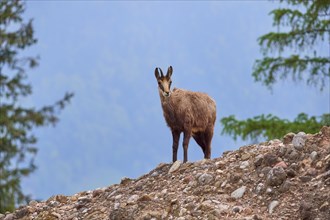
<box><xmin>155</xmin><ymin>66</ymin><xmax>173</xmax><ymax>97</ymax></box>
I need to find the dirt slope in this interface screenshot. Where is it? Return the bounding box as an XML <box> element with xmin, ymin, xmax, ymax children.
<box><xmin>1</xmin><ymin>127</ymin><xmax>329</xmax><ymax>220</ymax></box>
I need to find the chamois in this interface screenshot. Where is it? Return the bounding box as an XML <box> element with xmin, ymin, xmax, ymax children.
<box><xmin>155</xmin><ymin>66</ymin><xmax>216</xmax><ymax>163</ymax></box>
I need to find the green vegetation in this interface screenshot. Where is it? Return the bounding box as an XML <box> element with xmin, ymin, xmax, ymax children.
<box><xmin>221</xmin><ymin>0</ymin><xmax>330</xmax><ymax>142</ymax></box>
<box><xmin>0</xmin><ymin>1</ymin><xmax>73</xmax><ymax>212</ymax></box>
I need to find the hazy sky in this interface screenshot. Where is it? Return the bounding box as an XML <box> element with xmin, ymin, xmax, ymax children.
<box><xmin>21</xmin><ymin>1</ymin><xmax>329</xmax><ymax>200</ymax></box>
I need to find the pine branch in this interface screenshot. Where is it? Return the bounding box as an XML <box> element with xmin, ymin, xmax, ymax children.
<box><xmin>253</xmin><ymin>55</ymin><xmax>330</xmax><ymax>90</ymax></box>
<box><xmin>221</xmin><ymin>113</ymin><xmax>330</xmax><ymax>142</ymax></box>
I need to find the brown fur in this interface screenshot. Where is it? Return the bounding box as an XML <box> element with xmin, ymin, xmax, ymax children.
<box><xmin>155</xmin><ymin>66</ymin><xmax>216</xmax><ymax>162</ymax></box>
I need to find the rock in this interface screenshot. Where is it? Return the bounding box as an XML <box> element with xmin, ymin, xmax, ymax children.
<box><xmin>286</xmin><ymin>168</ymin><xmax>297</xmax><ymax>178</ymax></box>
<box><xmin>320</xmin><ymin>126</ymin><xmax>330</xmax><ymax>137</ymax></box>
<box><xmin>240</xmin><ymin>161</ymin><xmax>250</xmax><ymax>169</ymax></box>
<box><xmin>274</xmin><ymin>161</ymin><xmax>287</xmax><ymax>169</ymax></box>
<box><xmin>255</xmin><ymin>183</ymin><xmax>265</xmax><ymax>194</ymax></box>
<box><xmin>263</xmin><ymin>153</ymin><xmax>278</xmax><ymax>166</ymax></box>
<box><xmin>283</xmin><ymin>132</ymin><xmax>295</xmax><ymax>144</ymax></box>
<box><xmin>292</xmin><ymin>132</ymin><xmax>307</xmax><ymax>150</ymax></box>
<box><xmin>241</xmin><ymin>153</ymin><xmax>250</xmax><ymax>161</ymax></box>
<box><xmin>169</xmin><ymin>160</ymin><xmax>182</xmax><ymax>173</ymax></box>
<box><xmin>51</xmin><ymin>212</ymin><xmax>61</xmax><ymax>218</ymax></box>
<box><xmin>315</xmin><ymin>161</ymin><xmax>323</xmax><ymax>169</ymax></box>
<box><xmin>268</xmin><ymin>200</ymin><xmax>279</xmax><ymax>214</ymax></box>
<box><xmin>299</xmin><ymin>201</ymin><xmax>313</xmax><ymax>220</ymax></box>
<box><xmin>266</xmin><ymin>166</ymin><xmax>287</xmax><ymax>186</ymax></box>
<box><xmin>198</xmin><ymin>173</ymin><xmax>213</xmax><ymax>184</ymax></box>
<box><xmin>279</xmin><ymin>180</ymin><xmax>291</xmax><ymax>193</ymax></box>
<box><xmin>310</xmin><ymin>151</ymin><xmax>318</xmax><ymax>161</ymax></box>
<box><xmin>288</xmin><ymin>149</ymin><xmax>300</xmax><ymax>161</ymax></box>
<box><xmin>299</xmin><ymin>175</ymin><xmax>312</xmax><ymax>182</ymax></box>
<box><xmin>3</xmin><ymin>214</ymin><xmax>14</xmax><ymax>220</ymax></box>
<box><xmin>2</xmin><ymin>127</ymin><xmax>329</xmax><ymax>220</ymax></box>
<box><xmin>319</xmin><ymin>201</ymin><xmax>329</xmax><ymax>212</ymax></box>
<box><xmin>218</xmin><ymin>204</ymin><xmax>229</xmax><ymax>213</ymax></box>
<box><xmin>55</xmin><ymin>195</ymin><xmax>68</xmax><ymax>203</ymax></box>
<box><xmin>127</xmin><ymin>194</ymin><xmax>139</xmax><ymax>204</ymax></box>
<box><xmin>233</xmin><ymin>206</ymin><xmax>243</xmax><ymax>213</ymax></box>
<box><xmin>231</xmin><ymin>186</ymin><xmax>247</xmax><ymax>199</ymax></box>
<box><xmin>120</xmin><ymin>177</ymin><xmax>132</xmax><ymax>185</ymax></box>
<box><xmin>29</xmin><ymin>200</ymin><xmax>38</xmax><ymax>206</ymax></box>
<box><xmin>254</xmin><ymin>155</ymin><xmax>263</xmax><ymax>167</ymax></box>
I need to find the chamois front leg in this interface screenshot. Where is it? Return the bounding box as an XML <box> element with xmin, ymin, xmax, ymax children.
<box><xmin>183</xmin><ymin>130</ymin><xmax>191</xmax><ymax>163</ymax></box>
<box><xmin>171</xmin><ymin>130</ymin><xmax>180</xmax><ymax>162</ymax></box>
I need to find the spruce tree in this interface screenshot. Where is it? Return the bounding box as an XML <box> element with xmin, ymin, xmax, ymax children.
<box><xmin>0</xmin><ymin>1</ymin><xmax>73</xmax><ymax>212</ymax></box>
<box><xmin>221</xmin><ymin>0</ymin><xmax>330</xmax><ymax>142</ymax></box>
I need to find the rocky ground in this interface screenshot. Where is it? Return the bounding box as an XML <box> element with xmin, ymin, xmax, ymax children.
<box><xmin>1</xmin><ymin>127</ymin><xmax>329</xmax><ymax>220</ymax></box>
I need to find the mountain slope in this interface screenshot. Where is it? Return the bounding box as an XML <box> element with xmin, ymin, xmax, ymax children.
<box><xmin>1</xmin><ymin>127</ymin><xmax>329</xmax><ymax>220</ymax></box>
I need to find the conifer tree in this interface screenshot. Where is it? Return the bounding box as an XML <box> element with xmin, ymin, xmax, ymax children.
<box><xmin>221</xmin><ymin>0</ymin><xmax>330</xmax><ymax>142</ymax></box>
<box><xmin>0</xmin><ymin>1</ymin><xmax>73</xmax><ymax>212</ymax></box>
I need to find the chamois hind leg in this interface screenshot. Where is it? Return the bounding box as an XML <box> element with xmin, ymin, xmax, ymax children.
<box><xmin>193</xmin><ymin>132</ymin><xmax>207</xmax><ymax>155</ymax></box>
<box><xmin>203</xmin><ymin>127</ymin><xmax>214</xmax><ymax>159</ymax></box>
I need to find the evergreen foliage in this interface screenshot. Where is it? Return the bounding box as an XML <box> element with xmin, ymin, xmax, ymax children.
<box><xmin>221</xmin><ymin>113</ymin><xmax>330</xmax><ymax>142</ymax></box>
<box><xmin>221</xmin><ymin>0</ymin><xmax>329</xmax><ymax>142</ymax></box>
<box><xmin>253</xmin><ymin>0</ymin><xmax>330</xmax><ymax>90</ymax></box>
<box><xmin>0</xmin><ymin>1</ymin><xmax>73</xmax><ymax>212</ymax></box>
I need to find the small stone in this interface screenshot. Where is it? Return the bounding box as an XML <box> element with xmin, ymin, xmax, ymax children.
<box><xmin>266</xmin><ymin>166</ymin><xmax>287</xmax><ymax>186</ymax></box>
<box><xmin>231</xmin><ymin>186</ymin><xmax>247</xmax><ymax>199</ymax></box>
<box><xmin>29</xmin><ymin>200</ymin><xmax>38</xmax><ymax>206</ymax></box>
<box><xmin>254</xmin><ymin>155</ymin><xmax>263</xmax><ymax>167</ymax></box>
<box><xmin>299</xmin><ymin>201</ymin><xmax>313</xmax><ymax>220</ymax></box>
<box><xmin>266</xmin><ymin>187</ymin><xmax>273</xmax><ymax>195</ymax></box>
<box><xmin>310</xmin><ymin>151</ymin><xmax>318</xmax><ymax>161</ymax></box>
<box><xmin>169</xmin><ymin>160</ymin><xmax>182</xmax><ymax>173</ymax></box>
<box><xmin>92</xmin><ymin>189</ymin><xmax>103</xmax><ymax>198</ymax></box>
<box><xmin>138</xmin><ymin>194</ymin><xmax>152</xmax><ymax>202</ymax></box>
<box><xmin>114</xmin><ymin>202</ymin><xmax>120</xmax><ymax>210</ymax></box>
<box><xmin>283</xmin><ymin>132</ymin><xmax>295</xmax><ymax>144</ymax></box>
<box><xmin>55</xmin><ymin>195</ymin><xmax>68</xmax><ymax>203</ymax></box>
<box><xmin>279</xmin><ymin>180</ymin><xmax>291</xmax><ymax>193</ymax></box>
<box><xmin>315</xmin><ymin>161</ymin><xmax>323</xmax><ymax>169</ymax></box>
<box><xmin>218</xmin><ymin>204</ymin><xmax>229</xmax><ymax>213</ymax></box>
<box><xmin>268</xmin><ymin>200</ymin><xmax>279</xmax><ymax>214</ymax></box>
<box><xmin>288</xmin><ymin>150</ymin><xmax>300</xmax><ymax>161</ymax></box>
<box><xmin>261</xmin><ymin>166</ymin><xmax>272</xmax><ymax>175</ymax></box>
<box><xmin>233</xmin><ymin>206</ymin><xmax>242</xmax><ymax>213</ymax></box>
<box><xmin>299</xmin><ymin>176</ymin><xmax>312</xmax><ymax>182</ymax></box>
<box><xmin>286</xmin><ymin>168</ymin><xmax>297</xmax><ymax>178</ymax></box>
<box><xmin>51</xmin><ymin>212</ymin><xmax>61</xmax><ymax>219</ymax></box>
<box><xmin>319</xmin><ymin>201</ymin><xmax>329</xmax><ymax>212</ymax></box>
<box><xmin>255</xmin><ymin>183</ymin><xmax>265</xmax><ymax>194</ymax></box>
<box><xmin>306</xmin><ymin>168</ymin><xmax>317</xmax><ymax>176</ymax></box>
<box><xmin>120</xmin><ymin>177</ymin><xmax>132</xmax><ymax>185</ymax></box>
<box><xmin>240</xmin><ymin>161</ymin><xmax>250</xmax><ymax>169</ymax></box>
<box><xmin>198</xmin><ymin>173</ymin><xmax>213</xmax><ymax>184</ymax></box>
<box><xmin>274</xmin><ymin>161</ymin><xmax>287</xmax><ymax>169</ymax></box>
<box><xmin>4</xmin><ymin>214</ymin><xmax>14</xmax><ymax>220</ymax></box>
<box><xmin>263</xmin><ymin>153</ymin><xmax>278</xmax><ymax>166</ymax></box>
<box><xmin>241</xmin><ymin>153</ymin><xmax>250</xmax><ymax>161</ymax></box>
<box><xmin>114</xmin><ymin>194</ymin><xmax>122</xmax><ymax>200</ymax></box>
<box><xmin>292</xmin><ymin>132</ymin><xmax>307</xmax><ymax>150</ymax></box>
<box><xmin>278</xmin><ymin>145</ymin><xmax>287</xmax><ymax>156</ymax></box>
<box><xmin>127</xmin><ymin>194</ymin><xmax>139</xmax><ymax>204</ymax></box>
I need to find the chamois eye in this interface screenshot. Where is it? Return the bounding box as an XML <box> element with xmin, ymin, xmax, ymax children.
<box><xmin>158</xmin><ymin>81</ymin><xmax>161</xmax><ymax>85</ymax></box>
<box><xmin>169</xmin><ymin>81</ymin><xmax>172</xmax><ymax>86</ymax></box>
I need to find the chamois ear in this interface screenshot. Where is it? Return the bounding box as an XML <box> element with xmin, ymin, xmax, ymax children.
<box><xmin>154</xmin><ymin>67</ymin><xmax>160</xmax><ymax>79</ymax></box>
<box><xmin>167</xmin><ymin>66</ymin><xmax>173</xmax><ymax>78</ymax></box>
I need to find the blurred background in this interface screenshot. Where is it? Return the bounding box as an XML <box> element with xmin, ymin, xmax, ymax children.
<box><xmin>11</xmin><ymin>1</ymin><xmax>328</xmax><ymax>201</ymax></box>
